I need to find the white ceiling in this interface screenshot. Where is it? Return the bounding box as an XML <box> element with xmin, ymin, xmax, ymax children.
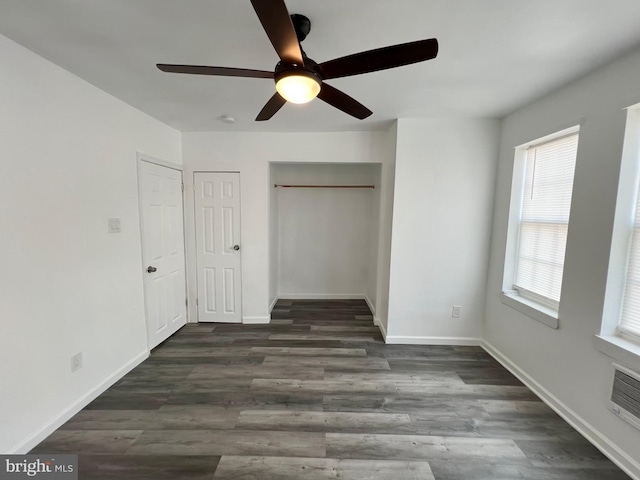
<box><xmin>2</xmin><ymin>0</ymin><xmax>640</xmax><ymax>132</ymax></box>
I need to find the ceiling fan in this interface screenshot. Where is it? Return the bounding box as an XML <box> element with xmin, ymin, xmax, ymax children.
<box><xmin>157</xmin><ymin>0</ymin><xmax>439</xmax><ymax>121</ymax></box>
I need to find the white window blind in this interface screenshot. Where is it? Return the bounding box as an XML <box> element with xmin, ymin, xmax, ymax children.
<box><xmin>620</xmin><ymin>178</ymin><xmax>640</xmax><ymax>339</ymax></box>
<box><xmin>513</xmin><ymin>133</ymin><xmax>578</xmax><ymax>307</ymax></box>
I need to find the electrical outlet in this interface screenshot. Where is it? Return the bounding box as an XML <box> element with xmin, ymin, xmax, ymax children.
<box><xmin>452</xmin><ymin>305</ymin><xmax>462</xmax><ymax>318</ymax></box>
<box><xmin>71</xmin><ymin>352</ymin><xmax>83</xmax><ymax>373</ymax></box>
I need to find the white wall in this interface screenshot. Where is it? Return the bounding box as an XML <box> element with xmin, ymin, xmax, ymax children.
<box><xmin>386</xmin><ymin>118</ymin><xmax>500</xmax><ymax>343</ymax></box>
<box><xmin>182</xmin><ymin>130</ymin><xmax>395</xmax><ymax>323</ymax></box>
<box><xmin>366</xmin><ymin>164</ymin><xmax>382</xmax><ymax>311</ymax></box>
<box><xmin>272</xmin><ymin>163</ymin><xmax>380</xmax><ymax>300</ymax></box>
<box><xmin>373</xmin><ymin>123</ymin><xmax>398</xmax><ymax>334</ymax></box>
<box><xmin>0</xmin><ymin>34</ymin><xmax>182</xmax><ymax>453</ymax></box>
<box><xmin>484</xmin><ymin>46</ymin><xmax>640</xmax><ymax>477</ymax></box>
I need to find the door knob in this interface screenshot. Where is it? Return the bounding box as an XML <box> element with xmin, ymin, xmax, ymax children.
<box><xmin>233</xmin><ymin>245</ymin><xmax>240</xmax><ymax>251</ymax></box>
<box><xmin>147</xmin><ymin>266</ymin><xmax>157</xmax><ymax>273</ymax></box>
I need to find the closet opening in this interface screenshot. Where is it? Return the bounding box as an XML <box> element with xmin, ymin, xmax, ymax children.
<box><xmin>269</xmin><ymin>162</ymin><xmax>382</xmax><ymax>318</ymax></box>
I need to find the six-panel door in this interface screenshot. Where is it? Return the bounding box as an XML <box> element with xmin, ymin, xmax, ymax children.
<box><xmin>139</xmin><ymin>161</ymin><xmax>187</xmax><ymax>348</ymax></box>
<box><xmin>194</xmin><ymin>172</ymin><xmax>242</xmax><ymax>323</ymax></box>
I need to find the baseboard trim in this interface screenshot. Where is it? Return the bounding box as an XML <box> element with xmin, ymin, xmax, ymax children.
<box><xmin>364</xmin><ymin>296</ymin><xmax>376</xmax><ymax>317</ymax></box>
<box><xmin>374</xmin><ymin>317</ymin><xmax>388</xmax><ymax>342</ymax></box>
<box><xmin>482</xmin><ymin>340</ymin><xmax>640</xmax><ymax>480</ymax></box>
<box><xmin>385</xmin><ymin>336</ymin><xmax>482</xmax><ymax>346</ymax></box>
<box><xmin>10</xmin><ymin>349</ymin><xmax>149</xmax><ymax>454</ymax></box>
<box><xmin>243</xmin><ymin>316</ymin><xmax>270</xmax><ymax>324</ymax></box>
<box><xmin>268</xmin><ymin>297</ymin><xmax>278</xmax><ymax>313</ymax></box>
<box><xmin>277</xmin><ymin>293</ymin><xmax>366</xmax><ymax>300</ymax></box>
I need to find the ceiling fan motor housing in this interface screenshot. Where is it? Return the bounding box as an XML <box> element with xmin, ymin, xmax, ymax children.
<box><xmin>274</xmin><ymin>59</ymin><xmax>321</xmax><ymax>83</ymax></box>
<box><xmin>291</xmin><ymin>14</ymin><xmax>311</xmax><ymax>42</ymax></box>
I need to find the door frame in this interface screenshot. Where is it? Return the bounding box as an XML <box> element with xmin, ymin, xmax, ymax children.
<box><xmin>136</xmin><ymin>152</ymin><xmax>189</xmax><ymax>348</ymax></box>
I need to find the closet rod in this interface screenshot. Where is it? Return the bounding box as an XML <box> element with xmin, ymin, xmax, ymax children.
<box><xmin>274</xmin><ymin>184</ymin><xmax>375</xmax><ymax>189</ymax></box>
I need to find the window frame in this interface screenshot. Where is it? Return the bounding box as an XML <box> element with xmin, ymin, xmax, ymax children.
<box><xmin>501</xmin><ymin>125</ymin><xmax>580</xmax><ymax>329</ymax></box>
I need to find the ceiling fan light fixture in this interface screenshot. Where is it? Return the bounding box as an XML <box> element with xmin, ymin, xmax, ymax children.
<box><xmin>275</xmin><ymin>70</ymin><xmax>321</xmax><ymax>104</ymax></box>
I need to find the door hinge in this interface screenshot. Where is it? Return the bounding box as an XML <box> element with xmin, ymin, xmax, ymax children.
<box><xmin>185</xmin><ymin>297</ymin><xmax>188</xmax><ymax>307</ymax></box>
<box><xmin>181</xmin><ymin>182</ymin><xmax>185</xmax><ymax>192</ymax></box>
<box><xmin>196</xmin><ymin>298</ymin><xmax>199</xmax><ymax>306</ymax></box>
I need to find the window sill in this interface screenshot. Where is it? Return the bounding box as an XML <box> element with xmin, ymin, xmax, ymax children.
<box><xmin>500</xmin><ymin>291</ymin><xmax>559</xmax><ymax>329</ymax></box>
<box><xmin>594</xmin><ymin>334</ymin><xmax>640</xmax><ymax>372</ymax></box>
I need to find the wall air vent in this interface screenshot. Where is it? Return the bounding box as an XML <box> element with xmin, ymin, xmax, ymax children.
<box><xmin>610</xmin><ymin>363</ymin><xmax>640</xmax><ymax>431</ymax></box>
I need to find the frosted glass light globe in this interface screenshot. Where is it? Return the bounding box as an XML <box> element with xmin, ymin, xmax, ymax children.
<box><xmin>276</xmin><ymin>74</ymin><xmax>321</xmax><ymax>104</ymax></box>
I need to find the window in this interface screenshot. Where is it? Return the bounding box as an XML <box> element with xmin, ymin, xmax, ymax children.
<box><xmin>514</xmin><ymin>133</ymin><xmax>579</xmax><ymax>308</ymax></box>
<box><xmin>502</xmin><ymin>127</ymin><xmax>579</xmax><ymax>326</ymax></box>
<box><xmin>597</xmin><ymin>105</ymin><xmax>640</xmax><ymax>365</ymax></box>
<box><xmin>621</xmin><ymin>191</ymin><xmax>640</xmax><ymax>340</ymax></box>
<box><xmin>618</xmin><ymin>115</ymin><xmax>640</xmax><ymax>341</ymax></box>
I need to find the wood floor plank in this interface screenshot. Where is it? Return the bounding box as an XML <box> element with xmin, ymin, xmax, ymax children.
<box><xmin>78</xmin><ymin>455</ymin><xmax>220</xmax><ymax>480</ymax></box>
<box><xmin>407</xmin><ymin>415</ymin><xmax>582</xmax><ymax>440</ymax></box>
<box><xmin>165</xmin><ymin>391</ymin><xmax>324</xmax><ymax>411</ymax></box>
<box><xmin>170</xmin><ymin>378</ymin><xmax>254</xmax><ymax>393</ymax></box>
<box><xmin>269</xmin><ymin>334</ymin><xmax>378</xmax><ymax>341</ymax></box>
<box><xmin>235</xmin><ymin>410</ymin><xmax>412</xmax><ymax>433</ymax></box>
<box><xmin>107</xmin><ymin>377</ymin><xmax>253</xmax><ymax>394</ymax></box>
<box><xmin>309</xmin><ymin>325</ymin><xmax>381</xmax><ymax>333</ymax></box>
<box><xmin>152</xmin><ymin>346</ymin><xmax>253</xmax><ymax>357</ymax></box>
<box><xmin>262</xmin><ymin>356</ymin><xmax>390</xmax><ymax>370</ymax></box>
<box><xmin>169</xmin><ymin>335</ymin><xmax>229</xmax><ymax>343</ymax></box>
<box><xmin>514</xmin><ymin>439</ymin><xmax>629</xmax><ymax>469</ymax></box>
<box><xmin>427</xmin><ymin>460</ymin><xmax>598</xmax><ymax>480</ymax></box>
<box><xmin>187</xmin><ymin>364</ymin><xmax>325</xmax><ymax>380</ymax></box>
<box><xmin>251</xmin><ymin>378</ymin><xmax>457</xmax><ymax>395</ymax></box>
<box><xmin>323</xmin><ymin>394</ymin><xmax>493</xmax><ymax>417</ymax></box>
<box><xmin>252</xmin><ymin>378</ymin><xmax>534</xmax><ymax>397</ymax></box>
<box><xmin>212</xmin><ymin>456</ymin><xmax>435</xmax><ymax>480</ymax></box>
<box><xmin>269</xmin><ymin>319</ymin><xmax>293</xmax><ymax>325</ymax></box>
<box><xmin>478</xmin><ymin>399</ymin><xmax>561</xmax><ymax>417</ymax></box>
<box><xmin>61</xmin><ymin>406</ymin><xmax>240</xmax><ymax>430</ymax></box>
<box><xmin>126</xmin><ymin>430</ymin><xmax>326</xmax><ymax>457</ymax></box>
<box><xmin>231</xmin><ymin>339</ymin><xmax>344</xmax><ymax>348</ymax></box>
<box><xmin>145</xmin><ymin>355</ymin><xmax>265</xmax><ymax>366</ymax></box>
<box><xmin>179</xmin><ymin>325</ymin><xmax>216</xmax><ymax>333</ymax></box>
<box><xmin>249</xmin><ymin>347</ymin><xmax>367</xmax><ymax>357</ymax></box>
<box><xmin>322</xmin><ymin>370</ymin><xmax>464</xmax><ymax>383</ymax></box>
<box><xmin>84</xmin><ymin>392</ymin><xmax>169</xmax><ymax>410</ymax></box>
<box><xmin>325</xmin><ymin>433</ymin><xmax>528</xmax><ymax>462</ymax></box>
<box><xmin>30</xmin><ymin>430</ymin><xmax>143</xmax><ymax>454</ymax></box>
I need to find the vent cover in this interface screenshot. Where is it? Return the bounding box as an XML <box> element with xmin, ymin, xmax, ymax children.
<box><xmin>610</xmin><ymin>364</ymin><xmax>640</xmax><ymax>431</ymax></box>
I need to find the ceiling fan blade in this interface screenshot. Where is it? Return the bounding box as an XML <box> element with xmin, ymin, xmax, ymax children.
<box><xmin>317</xmin><ymin>83</ymin><xmax>372</xmax><ymax>120</ymax></box>
<box><xmin>157</xmin><ymin>64</ymin><xmax>273</xmax><ymax>79</ymax></box>
<box><xmin>256</xmin><ymin>92</ymin><xmax>287</xmax><ymax>121</ymax></box>
<box><xmin>250</xmin><ymin>0</ymin><xmax>304</xmax><ymax>66</ymax></box>
<box><xmin>318</xmin><ymin>38</ymin><xmax>438</xmax><ymax>80</ymax></box>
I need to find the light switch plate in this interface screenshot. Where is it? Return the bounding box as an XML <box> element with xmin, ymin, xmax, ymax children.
<box><xmin>71</xmin><ymin>352</ymin><xmax>83</xmax><ymax>373</ymax></box>
<box><xmin>108</xmin><ymin>218</ymin><xmax>121</xmax><ymax>233</ymax></box>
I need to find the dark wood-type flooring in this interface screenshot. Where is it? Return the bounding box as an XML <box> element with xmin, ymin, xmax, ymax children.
<box><xmin>32</xmin><ymin>300</ymin><xmax>631</xmax><ymax>479</ymax></box>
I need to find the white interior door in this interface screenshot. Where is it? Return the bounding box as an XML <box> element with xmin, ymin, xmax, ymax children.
<box><xmin>139</xmin><ymin>160</ymin><xmax>187</xmax><ymax>348</ymax></box>
<box><xmin>194</xmin><ymin>172</ymin><xmax>242</xmax><ymax>323</ymax></box>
